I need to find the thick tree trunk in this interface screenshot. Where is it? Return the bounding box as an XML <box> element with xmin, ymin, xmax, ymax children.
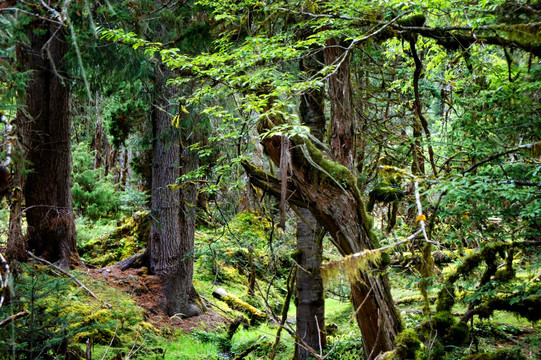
<box><xmin>149</xmin><ymin>68</ymin><xmax>202</xmax><ymax>318</ymax></box>
<box><xmin>246</xmin><ymin>154</ymin><xmax>402</xmax><ymax>359</ymax></box>
<box><xmin>325</xmin><ymin>39</ymin><xmax>356</xmax><ymax>171</ymax></box>
<box><xmin>17</xmin><ymin>23</ymin><xmax>79</xmax><ymax>268</ymax></box>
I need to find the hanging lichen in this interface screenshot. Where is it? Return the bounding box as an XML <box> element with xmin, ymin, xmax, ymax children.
<box><xmin>321</xmin><ymin>249</ymin><xmax>382</xmax><ymax>285</ymax></box>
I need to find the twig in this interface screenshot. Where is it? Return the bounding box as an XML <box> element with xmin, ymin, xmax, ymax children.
<box><xmin>101</xmin><ymin>323</ymin><xmax>119</xmax><ymax>360</ymax></box>
<box><xmin>0</xmin><ymin>311</ymin><xmax>28</xmax><ymax>328</ymax></box>
<box><xmin>27</xmin><ymin>251</ymin><xmax>112</xmax><ymax>308</ymax></box>
<box><xmin>125</xmin><ymin>333</ymin><xmax>149</xmax><ymax>359</ymax></box>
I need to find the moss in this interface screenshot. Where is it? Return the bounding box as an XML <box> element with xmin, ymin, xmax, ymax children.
<box><xmin>395</xmin><ymin>329</ymin><xmax>422</xmax><ymax>360</ymax></box>
<box><xmin>436</xmin><ymin>285</ymin><xmax>456</xmax><ymax>312</ymax></box>
<box><xmin>431</xmin><ymin>311</ymin><xmax>456</xmax><ymax>336</ymax></box>
<box><xmin>379</xmin><ymin>351</ymin><xmax>398</xmax><ymax>360</ymax></box>
<box><xmin>73</xmin><ymin>327</ymin><xmax>121</xmax><ymax>346</ymax></box>
<box><xmin>303</xmin><ymin>139</ymin><xmax>357</xmax><ymax>189</ymax></box>
<box><xmin>218</xmin><ymin>293</ymin><xmax>267</xmax><ymax>325</ymax></box>
<box><xmin>460</xmin><ymin>348</ymin><xmax>527</xmax><ymax>360</ymax></box>
<box><xmin>370</xmin><ymin>185</ymin><xmax>405</xmax><ymax>203</ymax></box>
<box><xmin>445</xmin><ymin>322</ymin><xmax>470</xmax><ymax>346</ymax></box>
<box><xmin>397</xmin><ymin>13</ymin><xmax>426</xmax><ymax>27</ymax></box>
<box><xmin>379</xmin><ymin>251</ymin><xmax>392</xmax><ymax>269</ymax></box>
<box><xmin>79</xmin><ymin>212</ymin><xmax>149</xmax><ymax>266</ymax></box>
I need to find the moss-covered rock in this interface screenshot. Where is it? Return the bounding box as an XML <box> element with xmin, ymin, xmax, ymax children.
<box><xmin>395</xmin><ymin>329</ymin><xmax>422</xmax><ymax>360</ymax></box>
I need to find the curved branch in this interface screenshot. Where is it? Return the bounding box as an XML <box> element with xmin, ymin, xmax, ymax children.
<box><xmin>463</xmin><ymin>141</ymin><xmax>540</xmax><ymax>174</ymax></box>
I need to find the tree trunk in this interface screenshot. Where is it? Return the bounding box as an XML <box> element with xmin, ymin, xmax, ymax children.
<box><xmin>325</xmin><ymin>38</ymin><xmax>356</xmax><ymax>172</ymax></box>
<box><xmin>247</xmin><ymin>42</ymin><xmax>402</xmax><ymax>358</ymax></box>
<box><xmin>325</xmin><ymin>40</ymin><xmax>401</xmax><ymax>359</ymax></box>
<box><xmin>6</xmin><ymin>164</ymin><xmax>25</xmax><ymax>262</ymax></box>
<box><xmin>295</xmin><ymin>208</ymin><xmax>326</xmax><ymax>359</ymax></box>
<box><xmin>17</xmin><ymin>22</ymin><xmax>79</xmax><ymax>268</ymax></box>
<box><xmin>295</xmin><ymin>60</ymin><xmax>327</xmax><ymax>359</ymax></box>
<box><xmin>149</xmin><ymin>68</ymin><xmax>203</xmax><ymax>318</ymax></box>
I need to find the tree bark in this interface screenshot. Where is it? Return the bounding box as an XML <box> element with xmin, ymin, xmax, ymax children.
<box><xmin>17</xmin><ymin>22</ymin><xmax>79</xmax><ymax>268</ymax></box>
<box><xmin>149</xmin><ymin>67</ymin><xmax>203</xmax><ymax>317</ymax></box>
<box><xmin>295</xmin><ymin>61</ymin><xmax>327</xmax><ymax>359</ymax></box>
<box><xmin>295</xmin><ymin>208</ymin><xmax>326</xmax><ymax>359</ymax></box>
<box><xmin>325</xmin><ymin>38</ymin><xmax>356</xmax><ymax>172</ymax></box>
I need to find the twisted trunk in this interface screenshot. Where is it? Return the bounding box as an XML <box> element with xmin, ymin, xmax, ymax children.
<box><xmin>248</xmin><ymin>41</ymin><xmax>402</xmax><ymax>359</ymax></box>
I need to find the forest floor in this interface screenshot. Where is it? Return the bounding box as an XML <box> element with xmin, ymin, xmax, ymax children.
<box><xmin>84</xmin><ymin>264</ymin><xmax>229</xmax><ymax>333</ymax></box>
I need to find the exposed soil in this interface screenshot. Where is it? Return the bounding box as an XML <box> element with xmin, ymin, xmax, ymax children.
<box><xmin>84</xmin><ymin>265</ymin><xmax>228</xmax><ymax>333</ymax></box>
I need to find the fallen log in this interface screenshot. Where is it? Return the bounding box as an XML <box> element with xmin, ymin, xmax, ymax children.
<box><xmin>212</xmin><ymin>288</ymin><xmax>267</xmax><ymax>325</ymax></box>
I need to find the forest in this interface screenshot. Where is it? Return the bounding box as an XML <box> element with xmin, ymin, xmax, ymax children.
<box><xmin>0</xmin><ymin>0</ymin><xmax>540</xmax><ymax>359</ymax></box>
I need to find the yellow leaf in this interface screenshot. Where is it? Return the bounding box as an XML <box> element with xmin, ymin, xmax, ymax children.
<box><xmin>181</xmin><ymin>105</ymin><xmax>189</xmax><ymax>114</ymax></box>
<box><xmin>416</xmin><ymin>214</ymin><xmax>426</xmax><ymax>223</ymax></box>
<box><xmin>171</xmin><ymin>115</ymin><xmax>180</xmax><ymax>128</ymax></box>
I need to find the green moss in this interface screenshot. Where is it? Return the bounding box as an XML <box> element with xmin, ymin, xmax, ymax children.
<box><xmin>370</xmin><ymin>186</ymin><xmax>405</xmax><ymax>203</ymax></box>
<box><xmin>397</xmin><ymin>13</ymin><xmax>426</xmax><ymax>27</ymax></box>
<box><xmin>79</xmin><ymin>211</ymin><xmax>149</xmax><ymax>266</ymax></box>
<box><xmin>219</xmin><ymin>293</ymin><xmax>267</xmax><ymax>325</ymax></box>
<box><xmin>431</xmin><ymin>311</ymin><xmax>456</xmax><ymax>336</ymax></box>
<box><xmin>461</xmin><ymin>348</ymin><xmax>527</xmax><ymax>360</ymax></box>
<box><xmin>445</xmin><ymin>322</ymin><xmax>470</xmax><ymax>346</ymax></box>
<box><xmin>379</xmin><ymin>252</ymin><xmax>392</xmax><ymax>269</ymax></box>
<box><xmin>395</xmin><ymin>329</ymin><xmax>422</xmax><ymax>360</ymax></box>
<box><xmin>436</xmin><ymin>285</ymin><xmax>456</xmax><ymax>312</ymax></box>
<box><xmin>73</xmin><ymin>327</ymin><xmax>121</xmax><ymax>346</ymax></box>
<box><xmin>303</xmin><ymin>139</ymin><xmax>357</xmax><ymax>189</ymax></box>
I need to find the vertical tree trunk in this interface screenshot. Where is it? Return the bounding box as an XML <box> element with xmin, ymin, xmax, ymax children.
<box><xmin>149</xmin><ymin>67</ymin><xmax>203</xmax><ymax>317</ymax></box>
<box><xmin>295</xmin><ymin>208</ymin><xmax>326</xmax><ymax>358</ymax></box>
<box><xmin>325</xmin><ymin>39</ymin><xmax>356</xmax><ymax>171</ymax></box>
<box><xmin>250</xmin><ymin>40</ymin><xmax>402</xmax><ymax>360</ymax></box>
<box><xmin>17</xmin><ymin>22</ymin><xmax>79</xmax><ymax>268</ymax></box>
<box><xmin>295</xmin><ymin>59</ymin><xmax>327</xmax><ymax>359</ymax></box>
<box><xmin>6</xmin><ymin>163</ymin><xmax>25</xmax><ymax>262</ymax></box>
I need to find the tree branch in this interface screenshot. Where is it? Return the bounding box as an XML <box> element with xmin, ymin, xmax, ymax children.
<box><xmin>0</xmin><ymin>311</ymin><xmax>28</xmax><ymax>328</ymax></box>
<box><xmin>27</xmin><ymin>252</ymin><xmax>112</xmax><ymax>308</ymax></box>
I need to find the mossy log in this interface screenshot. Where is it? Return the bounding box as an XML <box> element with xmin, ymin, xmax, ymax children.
<box><xmin>212</xmin><ymin>288</ymin><xmax>267</xmax><ymax>325</ymax></box>
<box><xmin>80</xmin><ymin>211</ymin><xmax>150</xmax><ymax>267</ymax></box>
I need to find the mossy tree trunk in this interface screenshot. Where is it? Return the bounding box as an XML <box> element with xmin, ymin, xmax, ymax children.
<box><xmin>248</xmin><ymin>46</ymin><xmax>402</xmax><ymax>360</ymax></box>
<box><xmin>325</xmin><ymin>41</ymin><xmax>402</xmax><ymax>359</ymax></box>
<box><xmin>149</xmin><ymin>67</ymin><xmax>202</xmax><ymax>318</ymax></box>
<box><xmin>16</xmin><ymin>19</ymin><xmax>79</xmax><ymax>268</ymax></box>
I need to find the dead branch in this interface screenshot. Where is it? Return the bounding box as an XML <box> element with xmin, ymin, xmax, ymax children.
<box><xmin>0</xmin><ymin>311</ymin><xmax>28</xmax><ymax>328</ymax></box>
<box><xmin>27</xmin><ymin>251</ymin><xmax>112</xmax><ymax>308</ymax></box>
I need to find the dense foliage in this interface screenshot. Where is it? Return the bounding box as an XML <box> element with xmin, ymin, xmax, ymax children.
<box><xmin>0</xmin><ymin>0</ymin><xmax>540</xmax><ymax>359</ymax></box>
